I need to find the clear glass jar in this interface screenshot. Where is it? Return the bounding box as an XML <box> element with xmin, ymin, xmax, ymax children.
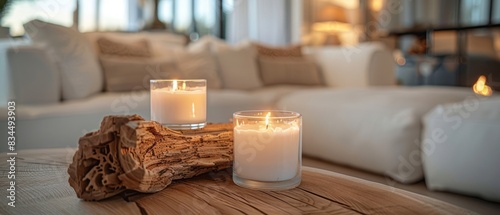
<box><xmin>150</xmin><ymin>79</ymin><xmax>206</xmax><ymax>130</ymax></box>
<box><xmin>233</xmin><ymin>110</ymin><xmax>302</xmax><ymax>190</ymax></box>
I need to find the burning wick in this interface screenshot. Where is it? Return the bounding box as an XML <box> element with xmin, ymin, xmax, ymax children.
<box><xmin>473</xmin><ymin>75</ymin><xmax>493</xmax><ymax>97</ymax></box>
<box><xmin>172</xmin><ymin>80</ymin><xmax>178</xmax><ymax>91</ymax></box>
<box><xmin>265</xmin><ymin>112</ymin><xmax>271</xmax><ymax>130</ymax></box>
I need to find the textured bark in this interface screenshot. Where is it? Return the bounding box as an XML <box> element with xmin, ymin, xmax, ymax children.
<box><xmin>68</xmin><ymin>115</ymin><xmax>233</xmax><ymax>201</ymax></box>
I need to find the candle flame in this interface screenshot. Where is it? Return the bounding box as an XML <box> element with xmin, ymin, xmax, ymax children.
<box><xmin>473</xmin><ymin>75</ymin><xmax>493</xmax><ymax>96</ymax></box>
<box><xmin>172</xmin><ymin>80</ymin><xmax>178</xmax><ymax>91</ymax></box>
<box><xmin>265</xmin><ymin>112</ymin><xmax>271</xmax><ymax>129</ymax></box>
<box><xmin>182</xmin><ymin>81</ymin><xmax>186</xmax><ymax>90</ymax></box>
<box><xmin>192</xmin><ymin>102</ymin><xmax>195</xmax><ymax>118</ymax></box>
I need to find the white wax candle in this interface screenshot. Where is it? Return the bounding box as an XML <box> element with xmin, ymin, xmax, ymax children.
<box><xmin>234</xmin><ymin>123</ymin><xmax>300</xmax><ymax>182</ymax></box>
<box><xmin>151</xmin><ymin>87</ymin><xmax>206</xmax><ymax>124</ymax></box>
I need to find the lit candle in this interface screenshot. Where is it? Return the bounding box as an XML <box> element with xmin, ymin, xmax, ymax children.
<box><xmin>150</xmin><ymin>80</ymin><xmax>207</xmax><ymax>130</ymax></box>
<box><xmin>233</xmin><ymin>110</ymin><xmax>302</xmax><ymax>190</ymax></box>
<box><xmin>473</xmin><ymin>75</ymin><xmax>493</xmax><ymax>96</ymax></box>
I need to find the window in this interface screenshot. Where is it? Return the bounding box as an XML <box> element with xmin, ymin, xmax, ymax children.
<box><xmin>460</xmin><ymin>0</ymin><xmax>490</xmax><ymax>26</ymax></box>
<box><xmin>1</xmin><ymin>0</ymin><xmax>231</xmax><ymax>38</ymax></box>
<box><xmin>1</xmin><ymin>0</ymin><xmax>76</xmax><ymax>36</ymax></box>
<box><xmin>493</xmin><ymin>0</ymin><xmax>500</xmax><ymax>23</ymax></box>
<box><xmin>158</xmin><ymin>0</ymin><xmax>174</xmax><ymax>26</ymax></box>
<box><xmin>79</xmin><ymin>0</ymin><xmax>132</xmax><ymax>32</ymax></box>
<box><xmin>194</xmin><ymin>0</ymin><xmax>216</xmax><ymax>36</ymax></box>
<box><xmin>158</xmin><ymin>0</ymin><xmax>220</xmax><ymax>38</ymax></box>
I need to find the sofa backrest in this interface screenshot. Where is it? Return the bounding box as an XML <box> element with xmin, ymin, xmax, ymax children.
<box><xmin>304</xmin><ymin>42</ymin><xmax>396</xmax><ymax>88</ymax></box>
<box><xmin>84</xmin><ymin>31</ymin><xmax>187</xmax><ymax>57</ymax></box>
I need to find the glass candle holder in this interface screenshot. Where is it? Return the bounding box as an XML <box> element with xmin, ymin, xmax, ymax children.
<box><xmin>150</xmin><ymin>79</ymin><xmax>207</xmax><ymax>130</ymax></box>
<box><xmin>233</xmin><ymin>110</ymin><xmax>302</xmax><ymax>190</ymax></box>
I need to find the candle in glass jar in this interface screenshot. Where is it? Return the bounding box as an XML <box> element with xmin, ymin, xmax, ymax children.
<box><xmin>233</xmin><ymin>111</ymin><xmax>302</xmax><ymax>190</ymax></box>
<box><xmin>150</xmin><ymin>80</ymin><xmax>206</xmax><ymax>129</ymax></box>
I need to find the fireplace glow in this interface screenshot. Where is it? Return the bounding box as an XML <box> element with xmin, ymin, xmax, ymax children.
<box><xmin>473</xmin><ymin>75</ymin><xmax>493</xmax><ymax>96</ymax></box>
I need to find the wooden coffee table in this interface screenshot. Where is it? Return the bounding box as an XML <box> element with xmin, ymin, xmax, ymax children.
<box><xmin>1</xmin><ymin>148</ymin><xmax>469</xmax><ymax>214</ymax></box>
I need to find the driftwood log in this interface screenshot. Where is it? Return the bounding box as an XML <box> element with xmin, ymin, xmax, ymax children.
<box><xmin>67</xmin><ymin>115</ymin><xmax>233</xmax><ymax>201</ymax></box>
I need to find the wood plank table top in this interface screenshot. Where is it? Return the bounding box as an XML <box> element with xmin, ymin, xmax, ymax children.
<box><xmin>0</xmin><ymin>148</ymin><xmax>471</xmax><ymax>215</ymax></box>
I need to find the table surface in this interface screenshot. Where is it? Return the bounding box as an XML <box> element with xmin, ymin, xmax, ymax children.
<box><xmin>0</xmin><ymin>148</ymin><xmax>470</xmax><ymax>215</ymax></box>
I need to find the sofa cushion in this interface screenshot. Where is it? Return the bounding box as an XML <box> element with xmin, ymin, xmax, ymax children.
<box><xmin>276</xmin><ymin>86</ymin><xmax>475</xmax><ymax>183</ymax></box>
<box><xmin>187</xmin><ymin>35</ymin><xmax>226</xmax><ymax>52</ymax></box>
<box><xmin>24</xmin><ymin>19</ymin><xmax>103</xmax><ymax>100</ymax></box>
<box><xmin>85</xmin><ymin>31</ymin><xmax>186</xmax><ymax>57</ymax></box>
<box><xmin>423</xmin><ymin>97</ymin><xmax>500</xmax><ymax>202</ymax></box>
<box><xmin>0</xmin><ymin>38</ymin><xmax>31</xmax><ymax>105</ymax></box>
<box><xmin>304</xmin><ymin>43</ymin><xmax>395</xmax><ymax>87</ymax></box>
<box><xmin>214</xmin><ymin>42</ymin><xmax>262</xmax><ymax>90</ymax></box>
<box><xmin>258</xmin><ymin>56</ymin><xmax>322</xmax><ymax>86</ymax></box>
<box><xmin>254</xmin><ymin>43</ymin><xmax>303</xmax><ymax>57</ymax></box>
<box><xmin>97</xmin><ymin>37</ymin><xmax>151</xmax><ymax>57</ymax></box>
<box><xmin>189</xmin><ymin>37</ymin><xmax>262</xmax><ymax>90</ymax></box>
<box><xmin>7</xmin><ymin>45</ymin><xmax>61</xmax><ymax>104</ymax></box>
<box><xmin>174</xmin><ymin>48</ymin><xmax>222</xmax><ymax>89</ymax></box>
<box><xmin>100</xmin><ymin>56</ymin><xmax>179</xmax><ymax>92</ymax></box>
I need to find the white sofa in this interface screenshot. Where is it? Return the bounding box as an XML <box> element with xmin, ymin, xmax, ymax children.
<box><xmin>423</xmin><ymin>97</ymin><xmax>500</xmax><ymax>202</ymax></box>
<box><xmin>0</xmin><ymin>30</ymin><xmax>394</xmax><ymax>151</ymax></box>
<box><xmin>276</xmin><ymin>86</ymin><xmax>479</xmax><ymax>183</ymax></box>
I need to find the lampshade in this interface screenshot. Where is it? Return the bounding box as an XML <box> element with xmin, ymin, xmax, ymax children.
<box><xmin>316</xmin><ymin>4</ymin><xmax>348</xmax><ymax>23</ymax></box>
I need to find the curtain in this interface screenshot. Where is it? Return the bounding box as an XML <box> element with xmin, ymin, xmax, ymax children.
<box><xmin>227</xmin><ymin>0</ymin><xmax>289</xmax><ymax>45</ymax></box>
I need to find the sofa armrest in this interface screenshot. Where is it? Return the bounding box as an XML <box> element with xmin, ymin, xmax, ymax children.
<box><xmin>8</xmin><ymin>45</ymin><xmax>61</xmax><ymax>104</ymax></box>
<box><xmin>305</xmin><ymin>42</ymin><xmax>396</xmax><ymax>87</ymax></box>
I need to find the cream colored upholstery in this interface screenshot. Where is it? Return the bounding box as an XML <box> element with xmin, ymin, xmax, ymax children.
<box><xmin>276</xmin><ymin>87</ymin><xmax>480</xmax><ymax>183</ymax></box>
<box><xmin>7</xmin><ymin>45</ymin><xmax>61</xmax><ymax>104</ymax></box>
<box><xmin>423</xmin><ymin>97</ymin><xmax>500</xmax><ymax>202</ymax></box>
<box><xmin>304</xmin><ymin>42</ymin><xmax>396</xmax><ymax>87</ymax></box>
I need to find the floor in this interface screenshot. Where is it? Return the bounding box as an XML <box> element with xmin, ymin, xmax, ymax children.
<box><xmin>303</xmin><ymin>156</ymin><xmax>500</xmax><ymax>215</ymax></box>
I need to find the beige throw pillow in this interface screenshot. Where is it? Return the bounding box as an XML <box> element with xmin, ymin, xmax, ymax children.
<box><xmin>100</xmin><ymin>56</ymin><xmax>179</xmax><ymax>92</ymax></box>
<box><xmin>24</xmin><ymin>19</ymin><xmax>103</xmax><ymax>100</ymax></box>
<box><xmin>97</xmin><ymin>37</ymin><xmax>151</xmax><ymax>57</ymax></box>
<box><xmin>259</xmin><ymin>56</ymin><xmax>322</xmax><ymax>86</ymax></box>
<box><xmin>214</xmin><ymin>41</ymin><xmax>263</xmax><ymax>90</ymax></box>
<box><xmin>254</xmin><ymin>43</ymin><xmax>303</xmax><ymax>57</ymax></box>
<box><xmin>174</xmin><ymin>48</ymin><xmax>222</xmax><ymax>89</ymax></box>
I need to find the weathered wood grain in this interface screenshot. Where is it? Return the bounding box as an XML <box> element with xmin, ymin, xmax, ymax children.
<box><xmin>132</xmin><ymin>168</ymin><xmax>470</xmax><ymax>215</ymax></box>
<box><xmin>1</xmin><ymin>149</ymin><xmax>471</xmax><ymax>214</ymax></box>
<box><xmin>68</xmin><ymin>115</ymin><xmax>233</xmax><ymax>201</ymax></box>
<box><xmin>0</xmin><ymin>149</ymin><xmax>141</xmax><ymax>215</ymax></box>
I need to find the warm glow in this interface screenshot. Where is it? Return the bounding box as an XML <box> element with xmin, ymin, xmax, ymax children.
<box><xmin>265</xmin><ymin>112</ymin><xmax>271</xmax><ymax>129</ymax></box>
<box><xmin>473</xmin><ymin>75</ymin><xmax>493</xmax><ymax>96</ymax></box>
<box><xmin>312</xmin><ymin>22</ymin><xmax>352</xmax><ymax>33</ymax></box>
<box><xmin>172</xmin><ymin>80</ymin><xmax>178</xmax><ymax>91</ymax></box>
<box><xmin>329</xmin><ymin>0</ymin><xmax>359</xmax><ymax>9</ymax></box>
<box><xmin>396</xmin><ymin>57</ymin><xmax>406</xmax><ymax>65</ymax></box>
<box><xmin>370</xmin><ymin>0</ymin><xmax>384</xmax><ymax>11</ymax></box>
<box><xmin>192</xmin><ymin>103</ymin><xmax>196</xmax><ymax>118</ymax></box>
<box><xmin>182</xmin><ymin>81</ymin><xmax>186</xmax><ymax>90</ymax></box>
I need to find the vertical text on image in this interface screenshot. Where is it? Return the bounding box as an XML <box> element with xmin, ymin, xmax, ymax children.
<box><xmin>6</xmin><ymin>101</ymin><xmax>17</xmax><ymax>207</ymax></box>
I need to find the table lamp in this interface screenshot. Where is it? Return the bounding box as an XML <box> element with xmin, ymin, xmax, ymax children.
<box><xmin>312</xmin><ymin>4</ymin><xmax>351</xmax><ymax>45</ymax></box>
